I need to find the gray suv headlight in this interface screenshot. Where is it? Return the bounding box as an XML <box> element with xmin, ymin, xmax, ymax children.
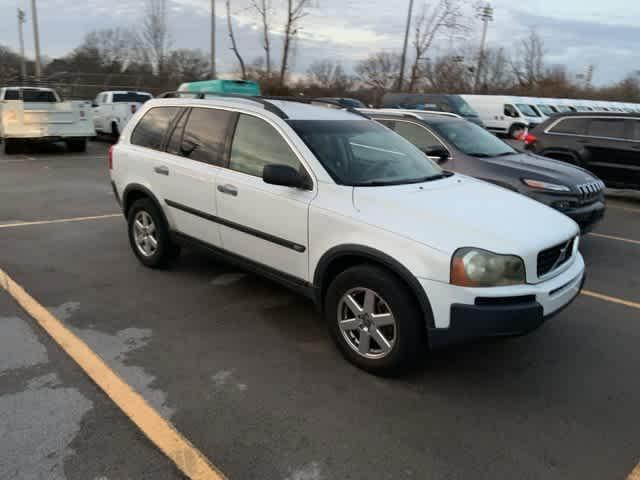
<box><xmin>451</xmin><ymin>248</ymin><xmax>526</xmax><ymax>287</ymax></box>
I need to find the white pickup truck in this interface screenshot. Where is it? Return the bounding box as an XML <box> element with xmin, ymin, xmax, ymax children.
<box><xmin>0</xmin><ymin>87</ymin><xmax>95</xmax><ymax>154</ymax></box>
<box><xmin>92</xmin><ymin>91</ymin><xmax>153</xmax><ymax>137</ymax></box>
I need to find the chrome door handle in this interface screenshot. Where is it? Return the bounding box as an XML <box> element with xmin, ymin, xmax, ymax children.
<box><xmin>154</xmin><ymin>165</ymin><xmax>169</xmax><ymax>176</ymax></box>
<box><xmin>217</xmin><ymin>184</ymin><xmax>238</xmax><ymax>196</ymax></box>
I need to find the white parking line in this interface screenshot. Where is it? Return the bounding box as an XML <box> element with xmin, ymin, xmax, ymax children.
<box><xmin>588</xmin><ymin>232</ymin><xmax>640</xmax><ymax>246</ymax></box>
<box><xmin>608</xmin><ymin>204</ymin><xmax>640</xmax><ymax>214</ymax></box>
<box><xmin>0</xmin><ymin>214</ymin><xmax>121</xmax><ymax>229</ymax></box>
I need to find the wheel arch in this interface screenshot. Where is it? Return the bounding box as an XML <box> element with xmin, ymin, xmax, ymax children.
<box><xmin>313</xmin><ymin>244</ymin><xmax>435</xmax><ymax>328</ymax></box>
<box><xmin>122</xmin><ymin>183</ymin><xmax>165</xmax><ymax>219</ymax></box>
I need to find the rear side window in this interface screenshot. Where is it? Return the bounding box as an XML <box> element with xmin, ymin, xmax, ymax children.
<box><xmin>130</xmin><ymin>107</ymin><xmax>179</xmax><ymax>150</ymax></box>
<box><xmin>180</xmin><ymin>107</ymin><xmax>234</xmax><ymax>166</ymax></box>
<box><xmin>393</xmin><ymin>121</ymin><xmax>444</xmax><ymax>152</ymax></box>
<box><xmin>229</xmin><ymin>114</ymin><xmax>300</xmax><ymax>177</ymax></box>
<box><xmin>587</xmin><ymin>118</ymin><xmax>626</xmax><ymax>140</ymax></box>
<box><xmin>166</xmin><ymin>109</ymin><xmax>189</xmax><ymax>155</ymax></box>
<box><xmin>549</xmin><ymin>118</ymin><xmax>589</xmax><ymax>135</ymax></box>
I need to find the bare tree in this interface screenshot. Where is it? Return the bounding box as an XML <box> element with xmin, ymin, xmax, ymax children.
<box><xmin>82</xmin><ymin>28</ymin><xmax>141</xmax><ymax>71</ymax></box>
<box><xmin>307</xmin><ymin>59</ymin><xmax>352</xmax><ymax>92</ymax></box>
<box><xmin>280</xmin><ymin>0</ymin><xmax>312</xmax><ymax>87</ymax></box>
<box><xmin>407</xmin><ymin>0</ymin><xmax>469</xmax><ymax>92</ymax></box>
<box><xmin>167</xmin><ymin>49</ymin><xmax>211</xmax><ymax>83</ymax></box>
<box><xmin>226</xmin><ymin>0</ymin><xmax>247</xmax><ymax>79</ymax></box>
<box><xmin>141</xmin><ymin>0</ymin><xmax>171</xmax><ymax>74</ymax></box>
<box><xmin>0</xmin><ymin>44</ymin><xmax>21</xmax><ymax>83</ymax></box>
<box><xmin>251</xmin><ymin>0</ymin><xmax>272</xmax><ymax>75</ymax></box>
<box><xmin>479</xmin><ymin>47</ymin><xmax>512</xmax><ymax>92</ymax></box>
<box><xmin>511</xmin><ymin>29</ymin><xmax>545</xmax><ymax>89</ymax></box>
<box><xmin>423</xmin><ymin>54</ymin><xmax>473</xmax><ymax>92</ymax></box>
<box><xmin>356</xmin><ymin>52</ymin><xmax>401</xmax><ymax>105</ymax></box>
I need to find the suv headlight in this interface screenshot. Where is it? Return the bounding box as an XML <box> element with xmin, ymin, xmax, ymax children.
<box><xmin>522</xmin><ymin>178</ymin><xmax>570</xmax><ymax>192</ymax></box>
<box><xmin>451</xmin><ymin>248</ymin><xmax>526</xmax><ymax>287</ymax></box>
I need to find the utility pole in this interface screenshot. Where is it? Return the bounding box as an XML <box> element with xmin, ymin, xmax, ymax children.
<box><xmin>30</xmin><ymin>0</ymin><xmax>42</xmax><ymax>81</ymax></box>
<box><xmin>474</xmin><ymin>2</ymin><xmax>493</xmax><ymax>93</ymax></box>
<box><xmin>397</xmin><ymin>0</ymin><xmax>414</xmax><ymax>92</ymax></box>
<box><xmin>211</xmin><ymin>0</ymin><xmax>217</xmax><ymax>78</ymax></box>
<box><xmin>17</xmin><ymin>9</ymin><xmax>27</xmax><ymax>82</ymax></box>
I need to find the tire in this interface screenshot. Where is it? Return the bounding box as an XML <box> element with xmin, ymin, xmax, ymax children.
<box><xmin>111</xmin><ymin>122</ymin><xmax>120</xmax><ymax>138</ymax></box>
<box><xmin>324</xmin><ymin>264</ymin><xmax>427</xmax><ymax>376</ymax></box>
<box><xmin>508</xmin><ymin>124</ymin><xmax>525</xmax><ymax>139</ymax></box>
<box><xmin>66</xmin><ymin>138</ymin><xmax>87</xmax><ymax>153</ymax></box>
<box><xmin>4</xmin><ymin>139</ymin><xmax>21</xmax><ymax>155</ymax></box>
<box><xmin>127</xmin><ymin>198</ymin><xmax>180</xmax><ymax>268</ymax></box>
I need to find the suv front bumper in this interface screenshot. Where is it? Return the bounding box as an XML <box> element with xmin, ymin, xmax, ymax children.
<box><xmin>420</xmin><ymin>253</ymin><xmax>585</xmax><ymax>349</ymax></box>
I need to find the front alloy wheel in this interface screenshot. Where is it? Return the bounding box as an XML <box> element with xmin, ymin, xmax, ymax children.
<box><xmin>337</xmin><ymin>288</ymin><xmax>397</xmax><ymax>359</ymax></box>
<box><xmin>325</xmin><ymin>264</ymin><xmax>428</xmax><ymax>376</ymax></box>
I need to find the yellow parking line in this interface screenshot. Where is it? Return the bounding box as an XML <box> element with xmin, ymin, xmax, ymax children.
<box><xmin>0</xmin><ymin>214</ymin><xmax>121</xmax><ymax>229</ymax></box>
<box><xmin>588</xmin><ymin>232</ymin><xmax>640</xmax><ymax>246</ymax></box>
<box><xmin>0</xmin><ymin>267</ymin><xmax>226</xmax><ymax>480</ymax></box>
<box><xmin>582</xmin><ymin>290</ymin><xmax>640</xmax><ymax>310</ymax></box>
<box><xmin>628</xmin><ymin>462</ymin><xmax>640</xmax><ymax>480</ymax></box>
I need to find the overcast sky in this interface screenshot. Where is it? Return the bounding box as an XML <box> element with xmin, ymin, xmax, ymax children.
<box><xmin>1</xmin><ymin>0</ymin><xmax>639</xmax><ymax>85</ymax></box>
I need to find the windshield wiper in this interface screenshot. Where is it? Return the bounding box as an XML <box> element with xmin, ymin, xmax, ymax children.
<box><xmin>491</xmin><ymin>151</ymin><xmax>517</xmax><ymax>157</ymax></box>
<box><xmin>467</xmin><ymin>152</ymin><xmax>492</xmax><ymax>158</ymax></box>
<box><xmin>352</xmin><ymin>171</ymin><xmax>453</xmax><ymax>187</ymax></box>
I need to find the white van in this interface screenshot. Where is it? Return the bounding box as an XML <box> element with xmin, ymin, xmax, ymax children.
<box><xmin>460</xmin><ymin>95</ymin><xmax>543</xmax><ymax>138</ymax></box>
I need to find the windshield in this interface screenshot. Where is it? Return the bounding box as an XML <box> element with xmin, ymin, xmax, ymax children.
<box><xmin>430</xmin><ymin>120</ymin><xmax>516</xmax><ymax>158</ymax></box>
<box><xmin>515</xmin><ymin>103</ymin><xmax>539</xmax><ymax>117</ymax></box>
<box><xmin>448</xmin><ymin>95</ymin><xmax>478</xmax><ymax>116</ymax></box>
<box><xmin>536</xmin><ymin>104</ymin><xmax>555</xmax><ymax>115</ymax></box>
<box><xmin>113</xmin><ymin>92</ymin><xmax>152</xmax><ymax>103</ymax></box>
<box><xmin>287</xmin><ymin>120</ymin><xmax>443</xmax><ymax>186</ymax></box>
<box><xmin>556</xmin><ymin>105</ymin><xmax>572</xmax><ymax>112</ymax></box>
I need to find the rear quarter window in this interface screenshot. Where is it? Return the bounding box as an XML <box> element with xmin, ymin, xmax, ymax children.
<box><xmin>130</xmin><ymin>107</ymin><xmax>179</xmax><ymax>150</ymax></box>
<box><xmin>587</xmin><ymin>118</ymin><xmax>626</xmax><ymax>139</ymax></box>
<box><xmin>548</xmin><ymin>118</ymin><xmax>589</xmax><ymax>135</ymax></box>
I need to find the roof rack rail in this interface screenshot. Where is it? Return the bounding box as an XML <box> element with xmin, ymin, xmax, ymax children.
<box><xmin>155</xmin><ymin>91</ymin><xmax>289</xmax><ymax>119</ymax></box>
<box><xmin>260</xmin><ymin>96</ymin><xmax>370</xmax><ymax>119</ymax></box>
<box><xmin>359</xmin><ymin>108</ymin><xmax>462</xmax><ymax>119</ymax></box>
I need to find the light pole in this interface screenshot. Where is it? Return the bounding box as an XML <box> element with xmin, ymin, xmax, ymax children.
<box><xmin>17</xmin><ymin>9</ymin><xmax>27</xmax><ymax>82</ymax></box>
<box><xmin>474</xmin><ymin>2</ymin><xmax>493</xmax><ymax>93</ymax></box>
<box><xmin>211</xmin><ymin>0</ymin><xmax>217</xmax><ymax>78</ymax></box>
<box><xmin>30</xmin><ymin>0</ymin><xmax>42</xmax><ymax>81</ymax></box>
<box><xmin>397</xmin><ymin>0</ymin><xmax>414</xmax><ymax>92</ymax></box>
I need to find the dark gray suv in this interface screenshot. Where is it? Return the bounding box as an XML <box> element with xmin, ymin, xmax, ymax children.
<box><xmin>367</xmin><ymin>110</ymin><xmax>606</xmax><ymax>232</ymax></box>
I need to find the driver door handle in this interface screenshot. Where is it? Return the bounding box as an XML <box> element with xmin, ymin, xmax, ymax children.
<box><xmin>217</xmin><ymin>184</ymin><xmax>238</xmax><ymax>197</ymax></box>
<box><xmin>154</xmin><ymin>165</ymin><xmax>169</xmax><ymax>176</ymax></box>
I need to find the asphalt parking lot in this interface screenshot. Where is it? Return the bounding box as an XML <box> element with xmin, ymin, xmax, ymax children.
<box><xmin>1</xmin><ymin>140</ymin><xmax>639</xmax><ymax>480</ymax></box>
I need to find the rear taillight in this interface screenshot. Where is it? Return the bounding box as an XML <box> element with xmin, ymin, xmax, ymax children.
<box><xmin>108</xmin><ymin>145</ymin><xmax>114</xmax><ymax>170</ymax></box>
<box><xmin>131</xmin><ymin>104</ymin><xmax>137</xmax><ymax>114</ymax></box>
<box><xmin>524</xmin><ymin>133</ymin><xmax>537</xmax><ymax>146</ymax></box>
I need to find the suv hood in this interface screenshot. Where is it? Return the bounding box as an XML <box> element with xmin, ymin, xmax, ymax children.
<box><xmin>484</xmin><ymin>152</ymin><xmax>599</xmax><ymax>188</ymax></box>
<box><xmin>352</xmin><ymin>175</ymin><xmax>578</xmax><ymax>258</ymax></box>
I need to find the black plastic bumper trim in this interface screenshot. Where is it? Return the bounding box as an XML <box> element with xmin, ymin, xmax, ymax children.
<box><xmin>428</xmin><ymin>273</ymin><xmax>585</xmax><ymax>350</ymax></box>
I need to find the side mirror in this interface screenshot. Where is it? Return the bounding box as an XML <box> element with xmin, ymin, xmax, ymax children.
<box><xmin>263</xmin><ymin>164</ymin><xmax>310</xmax><ymax>189</ymax></box>
<box><xmin>424</xmin><ymin>146</ymin><xmax>450</xmax><ymax>163</ymax></box>
<box><xmin>180</xmin><ymin>139</ymin><xmax>198</xmax><ymax>156</ymax></box>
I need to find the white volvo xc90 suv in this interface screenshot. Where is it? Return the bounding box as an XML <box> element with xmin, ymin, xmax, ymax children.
<box><xmin>109</xmin><ymin>94</ymin><xmax>585</xmax><ymax>375</ymax></box>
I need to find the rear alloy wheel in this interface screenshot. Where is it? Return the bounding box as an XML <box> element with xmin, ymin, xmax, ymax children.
<box><xmin>127</xmin><ymin>198</ymin><xmax>180</xmax><ymax>268</ymax></box>
<box><xmin>4</xmin><ymin>139</ymin><xmax>21</xmax><ymax>155</ymax></box>
<box><xmin>66</xmin><ymin>138</ymin><xmax>87</xmax><ymax>152</ymax></box>
<box><xmin>325</xmin><ymin>264</ymin><xmax>426</xmax><ymax>376</ymax></box>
